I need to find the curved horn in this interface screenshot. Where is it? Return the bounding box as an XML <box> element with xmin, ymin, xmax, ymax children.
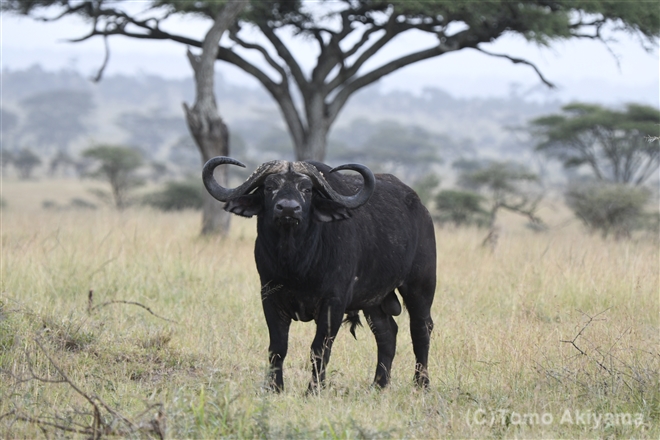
<box><xmin>297</xmin><ymin>162</ymin><xmax>375</xmax><ymax>209</ymax></box>
<box><xmin>202</xmin><ymin>156</ymin><xmax>288</xmax><ymax>202</ymax></box>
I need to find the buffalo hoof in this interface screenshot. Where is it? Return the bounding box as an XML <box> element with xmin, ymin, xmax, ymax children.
<box><xmin>414</xmin><ymin>374</ymin><xmax>430</xmax><ymax>389</ymax></box>
<box><xmin>305</xmin><ymin>381</ymin><xmax>325</xmax><ymax>396</ymax></box>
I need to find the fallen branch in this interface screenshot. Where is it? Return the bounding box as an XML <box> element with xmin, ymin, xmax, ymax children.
<box><xmin>87</xmin><ymin>290</ymin><xmax>177</xmax><ymax>323</ymax></box>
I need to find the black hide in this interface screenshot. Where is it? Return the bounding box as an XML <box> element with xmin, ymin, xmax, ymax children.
<box><xmin>223</xmin><ymin>161</ymin><xmax>436</xmax><ymax>392</ymax></box>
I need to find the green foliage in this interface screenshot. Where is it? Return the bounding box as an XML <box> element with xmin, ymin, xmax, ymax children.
<box><xmin>82</xmin><ymin>145</ymin><xmax>144</xmax><ymax>210</ymax></box>
<box><xmin>143</xmin><ymin>179</ymin><xmax>205</xmax><ymax>211</ymax></box>
<box><xmin>13</xmin><ymin>148</ymin><xmax>42</xmax><ymax>180</ymax></box>
<box><xmin>150</xmin><ymin>0</ymin><xmax>660</xmax><ymax>44</ymax></box>
<box><xmin>565</xmin><ymin>182</ymin><xmax>652</xmax><ymax>238</ymax></box>
<box><xmin>434</xmin><ymin>189</ymin><xmax>488</xmax><ymax>227</ymax></box>
<box><xmin>531</xmin><ymin>102</ymin><xmax>660</xmax><ymax>185</ymax></box>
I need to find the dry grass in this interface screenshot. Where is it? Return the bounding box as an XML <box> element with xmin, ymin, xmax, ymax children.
<box><xmin>1</xmin><ymin>178</ymin><xmax>658</xmax><ymax>438</ymax></box>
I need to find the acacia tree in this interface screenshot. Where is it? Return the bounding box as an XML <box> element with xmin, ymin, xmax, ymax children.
<box><xmin>82</xmin><ymin>145</ymin><xmax>144</xmax><ymax>210</ymax></box>
<box><xmin>457</xmin><ymin>160</ymin><xmax>544</xmax><ymax>247</ymax></box>
<box><xmin>4</xmin><ymin>1</ymin><xmax>658</xmax><ymax>162</ymax></box>
<box><xmin>531</xmin><ymin>103</ymin><xmax>660</xmax><ymax>186</ymax></box>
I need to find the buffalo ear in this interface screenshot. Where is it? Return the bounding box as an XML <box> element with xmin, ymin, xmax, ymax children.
<box><xmin>312</xmin><ymin>197</ymin><xmax>351</xmax><ymax>222</ymax></box>
<box><xmin>224</xmin><ymin>193</ymin><xmax>263</xmax><ymax>218</ymax></box>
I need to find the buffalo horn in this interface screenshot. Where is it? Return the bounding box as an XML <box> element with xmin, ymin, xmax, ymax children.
<box><xmin>203</xmin><ymin>156</ymin><xmax>287</xmax><ymax>202</ymax></box>
<box><xmin>296</xmin><ymin>162</ymin><xmax>375</xmax><ymax>209</ymax></box>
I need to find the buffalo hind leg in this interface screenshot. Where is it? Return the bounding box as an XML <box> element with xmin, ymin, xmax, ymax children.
<box><xmin>399</xmin><ymin>283</ymin><xmax>435</xmax><ymax>388</ymax></box>
<box><xmin>363</xmin><ymin>305</ymin><xmax>398</xmax><ymax>388</ymax></box>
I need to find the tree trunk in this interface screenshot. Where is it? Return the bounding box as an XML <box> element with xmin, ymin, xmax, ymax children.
<box><xmin>292</xmin><ymin>91</ymin><xmax>331</xmax><ymax>161</ymax></box>
<box><xmin>184</xmin><ymin>104</ymin><xmax>232</xmax><ymax>235</ymax></box>
<box><xmin>183</xmin><ymin>0</ymin><xmax>246</xmax><ymax>236</ymax></box>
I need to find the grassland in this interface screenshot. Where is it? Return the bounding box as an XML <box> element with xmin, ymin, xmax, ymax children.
<box><xmin>1</xmin><ymin>178</ymin><xmax>659</xmax><ymax>438</ymax></box>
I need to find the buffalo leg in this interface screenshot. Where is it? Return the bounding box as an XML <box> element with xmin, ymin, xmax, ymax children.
<box><xmin>308</xmin><ymin>298</ymin><xmax>344</xmax><ymax>393</ymax></box>
<box><xmin>399</xmin><ymin>284</ymin><xmax>434</xmax><ymax>388</ymax></box>
<box><xmin>363</xmin><ymin>305</ymin><xmax>398</xmax><ymax>388</ymax></box>
<box><xmin>262</xmin><ymin>297</ymin><xmax>291</xmax><ymax>392</ymax></box>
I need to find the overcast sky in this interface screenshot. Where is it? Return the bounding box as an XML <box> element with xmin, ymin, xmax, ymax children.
<box><xmin>2</xmin><ymin>7</ymin><xmax>658</xmax><ymax>105</ymax></box>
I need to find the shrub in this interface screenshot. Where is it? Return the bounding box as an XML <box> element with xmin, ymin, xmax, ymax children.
<box><xmin>143</xmin><ymin>179</ymin><xmax>205</xmax><ymax>211</ymax></box>
<box><xmin>565</xmin><ymin>182</ymin><xmax>651</xmax><ymax>238</ymax></box>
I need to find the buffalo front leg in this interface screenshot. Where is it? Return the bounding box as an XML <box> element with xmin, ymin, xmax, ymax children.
<box><xmin>363</xmin><ymin>305</ymin><xmax>398</xmax><ymax>388</ymax></box>
<box><xmin>262</xmin><ymin>296</ymin><xmax>291</xmax><ymax>392</ymax></box>
<box><xmin>308</xmin><ymin>298</ymin><xmax>345</xmax><ymax>393</ymax></box>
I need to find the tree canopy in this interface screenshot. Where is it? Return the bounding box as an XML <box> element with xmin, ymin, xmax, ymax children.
<box><xmin>4</xmin><ymin>0</ymin><xmax>658</xmax><ymax>161</ymax></box>
<box><xmin>531</xmin><ymin>103</ymin><xmax>660</xmax><ymax>185</ymax></box>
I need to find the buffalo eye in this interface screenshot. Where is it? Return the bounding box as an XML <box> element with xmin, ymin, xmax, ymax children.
<box><xmin>301</xmin><ymin>187</ymin><xmax>312</xmax><ymax>194</ymax></box>
<box><xmin>265</xmin><ymin>186</ymin><xmax>275</xmax><ymax>193</ymax></box>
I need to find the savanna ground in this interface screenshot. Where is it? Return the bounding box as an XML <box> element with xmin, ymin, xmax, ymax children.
<box><xmin>1</xmin><ymin>178</ymin><xmax>658</xmax><ymax>439</ymax></box>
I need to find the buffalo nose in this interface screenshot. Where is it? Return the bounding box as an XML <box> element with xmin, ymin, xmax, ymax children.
<box><xmin>275</xmin><ymin>199</ymin><xmax>301</xmax><ymax>216</ymax></box>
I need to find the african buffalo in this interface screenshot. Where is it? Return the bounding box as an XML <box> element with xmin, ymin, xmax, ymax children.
<box><xmin>203</xmin><ymin>157</ymin><xmax>436</xmax><ymax>392</ymax></box>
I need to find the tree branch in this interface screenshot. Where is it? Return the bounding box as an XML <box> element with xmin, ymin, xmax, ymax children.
<box><xmin>90</xmin><ymin>35</ymin><xmax>110</xmax><ymax>83</ymax></box>
<box><xmin>215</xmin><ymin>47</ymin><xmax>306</xmax><ymax>150</ymax></box>
<box><xmin>258</xmin><ymin>23</ymin><xmax>308</xmax><ymax>92</ymax></box>
<box><xmin>474</xmin><ymin>47</ymin><xmax>556</xmax><ymax>88</ymax></box>
<box><xmin>327</xmin><ymin>42</ymin><xmax>454</xmax><ymax>126</ymax></box>
<box><xmin>228</xmin><ymin>28</ymin><xmax>288</xmax><ymax>80</ymax></box>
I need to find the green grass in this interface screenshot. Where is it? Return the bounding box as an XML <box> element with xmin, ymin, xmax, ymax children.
<box><xmin>1</xmin><ymin>179</ymin><xmax>658</xmax><ymax>438</ymax></box>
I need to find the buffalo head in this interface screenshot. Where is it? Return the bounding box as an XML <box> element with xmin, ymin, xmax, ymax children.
<box><xmin>202</xmin><ymin>157</ymin><xmax>376</xmax><ymax>227</ymax></box>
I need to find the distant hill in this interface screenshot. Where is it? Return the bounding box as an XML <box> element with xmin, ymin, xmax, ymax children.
<box><xmin>1</xmin><ymin>65</ymin><xmax>564</xmax><ymax>183</ymax></box>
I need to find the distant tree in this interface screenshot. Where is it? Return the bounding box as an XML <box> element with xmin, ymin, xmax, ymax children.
<box><xmin>254</xmin><ymin>125</ymin><xmax>296</xmax><ymax>159</ymax></box>
<box><xmin>4</xmin><ymin>0</ymin><xmax>658</xmax><ymax>162</ymax></box>
<box><xmin>531</xmin><ymin>103</ymin><xmax>660</xmax><ymax>186</ymax></box>
<box><xmin>457</xmin><ymin>160</ymin><xmax>544</xmax><ymax>246</ymax></box>
<box><xmin>1</xmin><ymin>108</ymin><xmax>19</xmax><ymax>151</ymax></box>
<box><xmin>82</xmin><ymin>145</ymin><xmax>144</xmax><ymax>210</ymax></box>
<box><xmin>13</xmin><ymin>148</ymin><xmax>42</xmax><ymax>180</ymax></box>
<box><xmin>434</xmin><ymin>190</ymin><xmax>488</xmax><ymax>227</ymax></box>
<box><xmin>19</xmin><ymin>89</ymin><xmax>95</xmax><ymax>153</ymax></box>
<box><xmin>566</xmin><ymin>182</ymin><xmax>651</xmax><ymax>239</ymax></box>
<box><xmin>116</xmin><ymin>111</ymin><xmax>188</xmax><ymax>157</ymax></box>
<box><xmin>329</xmin><ymin>119</ymin><xmax>445</xmax><ymax>182</ymax></box>
<box><xmin>48</xmin><ymin>150</ymin><xmax>78</xmax><ymax>177</ymax></box>
<box><xmin>413</xmin><ymin>174</ymin><xmax>441</xmax><ymax>207</ymax></box>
